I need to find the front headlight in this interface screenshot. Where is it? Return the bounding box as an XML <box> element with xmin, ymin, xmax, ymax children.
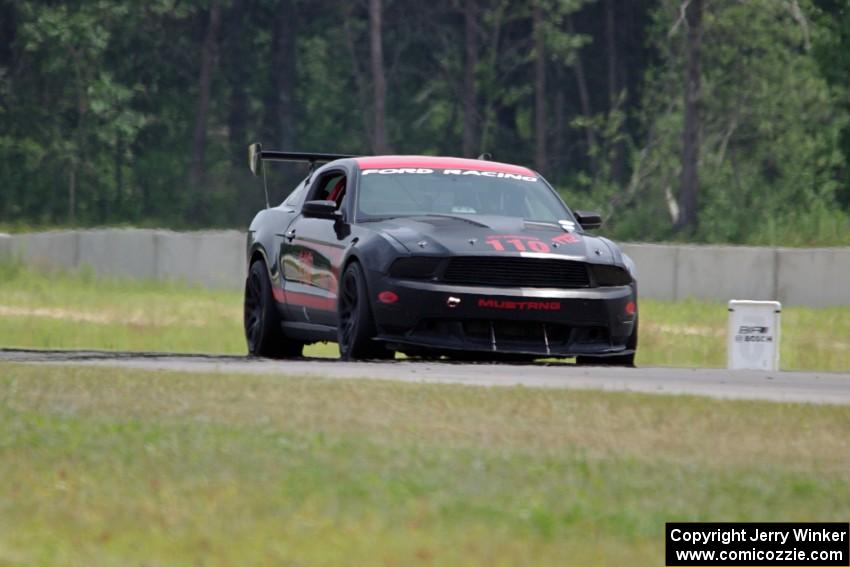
<box><xmin>389</xmin><ymin>257</ymin><xmax>442</xmax><ymax>279</ymax></box>
<box><xmin>621</xmin><ymin>253</ymin><xmax>637</xmax><ymax>280</ymax></box>
<box><xmin>590</xmin><ymin>264</ymin><xmax>633</xmax><ymax>287</ymax></box>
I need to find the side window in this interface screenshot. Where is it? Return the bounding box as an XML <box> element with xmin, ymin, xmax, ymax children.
<box><xmin>310</xmin><ymin>172</ymin><xmax>347</xmax><ymax>210</ymax></box>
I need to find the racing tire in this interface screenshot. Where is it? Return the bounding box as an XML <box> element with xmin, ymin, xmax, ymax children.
<box><xmin>575</xmin><ymin>317</ymin><xmax>638</xmax><ymax>368</ymax></box>
<box><xmin>244</xmin><ymin>260</ymin><xmax>303</xmax><ymax>359</ymax></box>
<box><xmin>338</xmin><ymin>262</ymin><xmax>394</xmax><ymax>361</ymax></box>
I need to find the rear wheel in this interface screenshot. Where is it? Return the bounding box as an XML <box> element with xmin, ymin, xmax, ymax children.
<box><xmin>244</xmin><ymin>260</ymin><xmax>303</xmax><ymax>358</ymax></box>
<box><xmin>338</xmin><ymin>262</ymin><xmax>394</xmax><ymax>360</ymax></box>
<box><xmin>575</xmin><ymin>318</ymin><xmax>638</xmax><ymax>368</ymax></box>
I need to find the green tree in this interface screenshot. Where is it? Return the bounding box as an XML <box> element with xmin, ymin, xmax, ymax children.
<box><xmin>9</xmin><ymin>1</ymin><xmax>146</xmax><ymax>223</ymax></box>
<box><xmin>606</xmin><ymin>0</ymin><xmax>849</xmax><ymax>245</ymax></box>
<box><xmin>1</xmin><ymin>0</ymin><xmax>848</xmax><ymax>245</ymax></box>
<box><xmin>811</xmin><ymin>0</ymin><xmax>850</xmax><ymax>208</ymax></box>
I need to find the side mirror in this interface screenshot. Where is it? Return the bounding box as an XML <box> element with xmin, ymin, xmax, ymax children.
<box><xmin>302</xmin><ymin>200</ymin><xmax>340</xmax><ymax>220</ymax></box>
<box><xmin>248</xmin><ymin>142</ymin><xmax>262</xmax><ymax>176</ymax></box>
<box><xmin>574</xmin><ymin>210</ymin><xmax>602</xmax><ymax>230</ymax></box>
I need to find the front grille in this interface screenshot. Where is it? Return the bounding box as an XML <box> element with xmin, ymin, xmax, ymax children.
<box><xmin>443</xmin><ymin>257</ymin><xmax>590</xmax><ymax>288</ymax></box>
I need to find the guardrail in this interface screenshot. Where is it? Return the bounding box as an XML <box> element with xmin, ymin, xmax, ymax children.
<box><xmin>1</xmin><ymin>229</ymin><xmax>848</xmax><ymax>306</ymax></box>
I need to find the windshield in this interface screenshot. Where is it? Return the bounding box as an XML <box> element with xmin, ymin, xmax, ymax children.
<box><xmin>356</xmin><ymin>168</ymin><xmax>571</xmax><ymax>223</ymax></box>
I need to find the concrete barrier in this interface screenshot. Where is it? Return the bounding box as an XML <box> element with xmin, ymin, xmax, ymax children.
<box><xmin>7</xmin><ymin>230</ymin><xmax>79</xmax><ymax>270</ymax></box>
<box><xmin>0</xmin><ymin>233</ymin><xmax>10</xmax><ymax>259</ymax></box>
<box><xmin>615</xmin><ymin>242</ymin><xmax>848</xmax><ymax>306</ymax></box>
<box><xmin>776</xmin><ymin>248</ymin><xmax>850</xmax><ymax>307</ymax></box>
<box><xmin>3</xmin><ymin>229</ymin><xmax>245</xmax><ymax>290</ymax></box>
<box><xmin>154</xmin><ymin>230</ymin><xmax>245</xmax><ymax>289</ymax></box>
<box><xmin>78</xmin><ymin>229</ymin><xmax>157</xmax><ymax>280</ymax></box>
<box><xmin>620</xmin><ymin>243</ymin><xmax>677</xmax><ymax>300</ymax></box>
<box><xmin>674</xmin><ymin>244</ymin><xmax>777</xmax><ymax>302</ymax></box>
<box><xmin>2</xmin><ymin>229</ymin><xmax>849</xmax><ymax>306</ymax></box>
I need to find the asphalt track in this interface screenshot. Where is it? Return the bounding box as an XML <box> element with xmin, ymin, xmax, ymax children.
<box><xmin>3</xmin><ymin>348</ymin><xmax>850</xmax><ymax>405</ymax></box>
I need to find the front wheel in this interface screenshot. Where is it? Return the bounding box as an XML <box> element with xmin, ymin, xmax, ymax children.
<box><xmin>244</xmin><ymin>260</ymin><xmax>303</xmax><ymax>358</ymax></box>
<box><xmin>337</xmin><ymin>262</ymin><xmax>394</xmax><ymax>361</ymax></box>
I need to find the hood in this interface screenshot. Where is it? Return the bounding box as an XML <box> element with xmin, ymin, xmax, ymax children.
<box><xmin>368</xmin><ymin>214</ymin><xmax>619</xmax><ymax>265</ymax></box>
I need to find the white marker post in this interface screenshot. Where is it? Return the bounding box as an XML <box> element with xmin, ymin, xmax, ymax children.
<box><xmin>727</xmin><ymin>300</ymin><xmax>781</xmax><ymax>371</ymax></box>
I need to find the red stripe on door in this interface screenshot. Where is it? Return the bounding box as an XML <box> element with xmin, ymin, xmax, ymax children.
<box><xmin>284</xmin><ymin>290</ymin><xmax>336</xmax><ymax>311</ymax></box>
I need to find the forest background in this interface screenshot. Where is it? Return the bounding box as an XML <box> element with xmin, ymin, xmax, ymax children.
<box><xmin>1</xmin><ymin>0</ymin><xmax>849</xmax><ymax>246</ymax></box>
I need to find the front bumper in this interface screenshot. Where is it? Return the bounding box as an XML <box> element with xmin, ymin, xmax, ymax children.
<box><xmin>367</xmin><ymin>271</ymin><xmax>637</xmax><ymax>357</ymax></box>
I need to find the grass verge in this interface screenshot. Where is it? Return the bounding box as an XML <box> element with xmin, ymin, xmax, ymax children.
<box><xmin>0</xmin><ymin>263</ymin><xmax>848</xmax><ymax>370</ymax></box>
<box><xmin>1</xmin><ymin>362</ymin><xmax>848</xmax><ymax>565</ymax></box>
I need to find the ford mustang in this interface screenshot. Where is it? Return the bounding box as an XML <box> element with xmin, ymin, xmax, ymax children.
<box><xmin>243</xmin><ymin>144</ymin><xmax>638</xmax><ymax>365</ymax></box>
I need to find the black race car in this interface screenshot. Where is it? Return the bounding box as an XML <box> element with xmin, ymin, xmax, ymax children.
<box><xmin>243</xmin><ymin>144</ymin><xmax>638</xmax><ymax>365</ymax></box>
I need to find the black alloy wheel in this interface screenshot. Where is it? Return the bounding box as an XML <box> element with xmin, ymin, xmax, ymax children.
<box><xmin>337</xmin><ymin>261</ymin><xmax>394</xmax><ymax>360</ymax></box>
<box><xmin>244</xmin><ymin>260</ymin><xmax>303</xmax><ymax>358</ymax></box>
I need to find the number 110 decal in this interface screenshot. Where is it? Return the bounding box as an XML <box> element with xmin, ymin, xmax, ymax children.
<box><xmin>485</xmin><ymin>233</ymin><xmax>580</xmax><ymax>253</ymax></box>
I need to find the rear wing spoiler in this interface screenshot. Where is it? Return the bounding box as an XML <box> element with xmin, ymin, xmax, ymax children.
<box><xmin>248</xmin><ymin>143</ymin><xmax>354</xmax><ymax>176</ymax></box>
